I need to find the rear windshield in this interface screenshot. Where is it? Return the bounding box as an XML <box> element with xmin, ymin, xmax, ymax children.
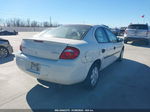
<box><xmin>128</xmin><ymin>24</ymin><xmax>148</xmax><ymax>30</ymax></box>
<box><xmin>39</xmin><ymin>25</ymin><xmax>92</xmax><ymax>40</ymax></box>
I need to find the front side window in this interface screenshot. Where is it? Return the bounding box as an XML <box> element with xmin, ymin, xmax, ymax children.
<box><xmin>105</xmin><ymin>29</ymin><xmax>117</xmax><ymax>42</ymax></box>
<box><xmin>95</xmin><ymin>27</ymin><xmax>109</xmax><ymax>43</ymax></box>
<box><xmin>38</xmin><ymin>25</ymin><xmax>92</xmax><ymax>40</ymax></box>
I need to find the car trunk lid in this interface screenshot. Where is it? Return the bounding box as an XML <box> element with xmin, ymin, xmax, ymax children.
<box><xmin>21</xmin><ymin>37</ymin><xmax>84</xmax><ymax>60</ymax></box>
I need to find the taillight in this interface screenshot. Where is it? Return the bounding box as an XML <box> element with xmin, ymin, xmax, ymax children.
<box><xmin>59</xmin><ymin>46</ymin><xmax>80</xmax><ymax>59</ymax></box>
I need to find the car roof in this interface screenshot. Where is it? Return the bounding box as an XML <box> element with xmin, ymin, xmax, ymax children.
<box><xmin>62</xmin><ymin>24</ymin><xmax>92</xmax><ymax>26</ymax></box>
<box><xmin>45</xmin><ymin>24</ymin><xmax>109</xmax><ymax>31</ymax></box>
<box><xmin>61</xmin><ymin>24</ymin><xmax>109</xmax><ymax>28</ymax></box>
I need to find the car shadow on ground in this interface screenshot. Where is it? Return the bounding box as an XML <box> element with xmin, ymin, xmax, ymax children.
<box><xmin>0</xmin><ymin>54</ymin><xmax>15</xmax><ymax>64</ymax></box>
<box><xmin>26</xmin><ymin>58</ymin><xmax>150</xmax><ymax>110</ymax></box>
<box><xmin>126</xmin><ymin>41</ymin><xmax>150</xmax><ymax>48</ymax></box>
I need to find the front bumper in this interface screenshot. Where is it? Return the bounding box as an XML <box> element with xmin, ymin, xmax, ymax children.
<box><xmin>16</xmin><ymin>53</ymin><xmax>87</xmax><ymax>85</ymax></box>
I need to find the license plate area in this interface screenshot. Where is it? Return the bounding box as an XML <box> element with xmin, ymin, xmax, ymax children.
<box><xmin>29</xmin><ymin>62</ymin><xmax>41</xmax><ymax>74</ymax></box>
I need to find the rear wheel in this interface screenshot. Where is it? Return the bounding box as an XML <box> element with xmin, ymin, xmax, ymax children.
<box><xmin>0</xmin><ymin>47</ymin><xmax>9</xmax><ymax>58</ymax></box>
<box><xmin>83</xmin><ymin>62</ymin><xmax>100</xmax><ymax>89</ymax></box>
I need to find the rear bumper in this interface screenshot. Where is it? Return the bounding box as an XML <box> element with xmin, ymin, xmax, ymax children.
<box><xmin>16</xmin><ymin>53</ymin><xmax>88</xmax><ymax>85</ymax></box>
<box><xmin>124</xmin><ymin>37</ymin><xmax>149</xmax><ymax>41</ymax></box>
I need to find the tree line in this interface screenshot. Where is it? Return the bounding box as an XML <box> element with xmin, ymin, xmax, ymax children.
<box><xmin>0</xmin><ymin>18</ymin><xmax>60</xmax><ymax>27</ymax></box>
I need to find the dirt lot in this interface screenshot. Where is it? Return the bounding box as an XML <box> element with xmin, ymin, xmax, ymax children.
<box><xmin>0</xmin><ymin>32</ymin><xmax>150</xmax><ymax>110</ymax></box>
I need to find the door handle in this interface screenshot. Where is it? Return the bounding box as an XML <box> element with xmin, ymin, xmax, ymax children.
<box><xmin>102</xmin><ymin>49</ymin><xmax>105</xmax><ymax>53</ymax></box>
<box><xmin>114</xmin><ymin>47</ymin><xmax>116</xmax><ymax>50</ymax></box>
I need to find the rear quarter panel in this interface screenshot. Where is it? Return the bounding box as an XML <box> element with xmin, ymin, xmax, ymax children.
<box><xmin>74</xmin><ymin>26</ymin><xmax>102</xmax><ymax>72</ymax></box>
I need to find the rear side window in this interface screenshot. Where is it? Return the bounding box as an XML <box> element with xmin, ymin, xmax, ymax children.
<box><xmin>95</xmin><ymin>27</ymin><xmax>109</xmax><ymax>43</ymax></box>
<box><xmin>128</xmin><ymin>24</ymin><xmax>148</xmax><ymax>30</ymax></box>
<box><xmin>105</xmin><ymin>29</ymin><xmax>117</xmax><ymax>42</ymax></box>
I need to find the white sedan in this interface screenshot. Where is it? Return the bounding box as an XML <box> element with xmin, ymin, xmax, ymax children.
<box><xmin>16</xmin><ymin>25</ymin><xmax>124</xmax><ymax>88</ymax></box>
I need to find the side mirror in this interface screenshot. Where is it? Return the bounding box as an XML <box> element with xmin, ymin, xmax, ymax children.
<box><xmin>117</xmin><ymin>38</ymin><xmax>124</xmax><ymax>42</ymax></box>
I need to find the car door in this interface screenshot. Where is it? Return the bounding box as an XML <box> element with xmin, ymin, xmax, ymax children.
<box><xmin>104</xmin><ymin>28</ymin><xmax>122</xmax><ymax>62</ymax></box>
<box><xmin>94</xmin><ymin>27</ymin><xmax>114</xmax><ymax>69</ymax></box>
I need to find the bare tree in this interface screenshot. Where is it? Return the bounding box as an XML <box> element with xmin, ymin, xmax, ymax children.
<box><xmin>2</xmin><ymin>18</ymin><xmax>59</xmax><ymax>27</ymax></box>
<box><xmin>16</xmin><ymin>19</ymin><xmax>21</xmax><ymax>27</ymax></box>
<box><xmin>43</xmin><ymin>21</ymin><xmax>49</xmax><ymax>27</ymax></box>
<box><xmin>26</xmin><ymin>19</ymin><xmax>30</xmax><ymax>27</ymax></box>
<box><xmin>31</xmin><ymin>21</ymin><xmax>38</xmax><ymax>27</ymax></box>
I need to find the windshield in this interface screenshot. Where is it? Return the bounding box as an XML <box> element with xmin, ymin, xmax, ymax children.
<box><xmin>128</xmin><ymin>24</ymin><xmax>148</xmax><ymax>30</ymax></box>
<box><xmin>39</xmin><ymin>25</ymin><xmax>92</xmax><ymax>40</ymax></box>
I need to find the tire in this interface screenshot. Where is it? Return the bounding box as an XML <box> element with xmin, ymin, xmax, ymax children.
<box><xmin>0</xmin><ymin>47</ymin><xmax>9</xmax><ymax>58</ymax></box>
<box><xmin>118</xmin><ymin>48</ymin><xmax>124</xmax><ymax>61</ymax></box>
<box><xmin>83</xmin><ymin>62</ymin><xmax>100</xmax><ymax>89</ymax></box>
